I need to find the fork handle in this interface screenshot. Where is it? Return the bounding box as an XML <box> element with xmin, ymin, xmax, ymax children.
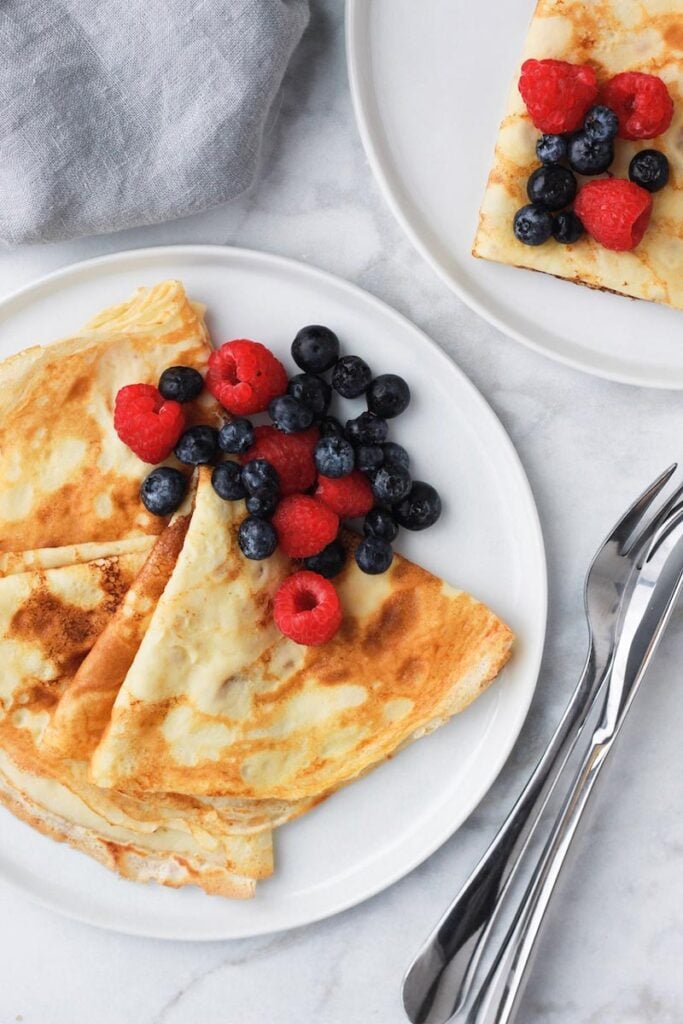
<box><xmin>402</xmin><ymin>653</ymin><xmax>604</xmax><ymax>1024</ymax></box>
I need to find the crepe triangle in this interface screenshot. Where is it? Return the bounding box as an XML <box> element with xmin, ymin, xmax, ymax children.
<box><xmin>90</xmin><ymin>467</ymin><xmax>514</xmax><ymax>802</ymax></box>
<box><xmin>44</xmin><ymin>480</ymin><xmax>311</xmax><ymax>835</ymax></box>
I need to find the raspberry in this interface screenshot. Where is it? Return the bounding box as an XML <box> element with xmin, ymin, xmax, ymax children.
<box><xmin>574</xmin><ymin>179</ymin><xmax>652</xmax><ymax>251</ymax></box>
<box><xmin>241</xmin><ymin>425</ymin><xmax>319</xmax><ymax>496</ymax></box>
<box><xmin>315</xmin><ymin>471</ymin><xmax>374</xmax><ymax>520</ymax></box>
<box><xmin>273</xmin><ymin>570</ymin><xmax>342</xmax><ymax>646</ymax></box>
<box><xmin>114</xmin><ymin>384</ymin><xmax>186</xmax><ymax>464</ymax></box>
<box><xmin>206</xmin><ymin>340</ymin><xmax>287</xmax><ymax>415</ymax></box>
<box><xmin>272</xmin><ymin>495</ymin><xmax>339</xmax><ymax>558</ymax></box>
<box><xmin>518</xmin><ymin>59</ymin><xmax>598</xmax><ymax>133</ymax></box>
<box><xmin>600</xmin><ymin>72</ymin><xmax>673</xmax><ymax>140</ymax></box>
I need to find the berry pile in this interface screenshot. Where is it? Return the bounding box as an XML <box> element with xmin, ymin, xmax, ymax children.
<box><xmin>514</xmin><ymin>60</ymin><xmax>673</xmax><ymax>253</ymax></box>
<box><xmin>221</xmin><ymin>325</ymin><xmax>441</xmax><ymax>578</ymax></box>
<box><xmin>113</xmin><ymin>329</ymin><xmax>442</xmax><ymax>647</ymax></box>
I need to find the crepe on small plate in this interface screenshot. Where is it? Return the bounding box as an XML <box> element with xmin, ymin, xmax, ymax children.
<box><xmin>472</xmin><ymin>0</ymin><xmax>683</xmax><ymax>308</ymax></box>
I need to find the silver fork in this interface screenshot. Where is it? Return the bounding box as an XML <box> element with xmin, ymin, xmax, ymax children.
<box><xmin>452</xmin><ymin>500</ymin><xmax>683</xmax><ymax>1024</ymax></box>
<box><xmin>403</xmin><ymin>465</ymin><xmax>683</xmax><ymax>1024</ymax></box>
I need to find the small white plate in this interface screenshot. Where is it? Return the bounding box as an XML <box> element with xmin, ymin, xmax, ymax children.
<box><xmin>346</xmin><ymin>0</ymin><xmax>683</xmax><ymax>388</ymax></box>
<box><xmin>0</xmin><ymin>245</ymin><xmax>546</xmax><ymax>939</ymax></box>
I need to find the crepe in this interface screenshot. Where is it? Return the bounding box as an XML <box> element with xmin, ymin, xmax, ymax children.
<box><xmin>0</xmin><ymin>536</ymin><xmax>156</xmax><ymax>577</ymax></box>
<box><xmin>472</xmin><ymin>0</ymin><xmax>683</xmax><ymax>308</ymax></box>
<box><xmin>0</xmin><ymin>546</ymin><xmax>272</xmax><ymax>895</ymax></box>
<box><xmin>0</xmin><ymin>757</ymin><xmax>270</xmax><ymax>898</ymax></box>
<box><xmin>41</xmin><ymin>484</ymin><xmax>316</xmax><ymax>835</ymax></box>
<box><xmin>0</xmin><ymin>279</ymin><xmax>214</xmax><ymax>553</ymax></box>
<box><xmin>90</xmin><ymin>468</ymin><xmax>514</xmax><ymax>802</ymax></box>
<box><xmin>43</xmin><ymin>500</ymin><xmax>195</xmax><ymax>760</ymax></box>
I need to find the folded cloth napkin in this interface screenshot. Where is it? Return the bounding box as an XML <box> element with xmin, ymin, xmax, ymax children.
<box><xmin>0</xmin><ymin>0</ymin><xmax>309</xmax><ymax>245</ymax></box>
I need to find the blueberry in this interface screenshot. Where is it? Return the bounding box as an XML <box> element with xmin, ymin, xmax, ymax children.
<box><xmin>287</xmin><ymin>373</ymin><xmax>331</xmax><ymax>418</ymax></box>
<box><xmin>304</xmin><ymin>539</ymin><xmax>346</xmax><ymax>579</ymax></box>
<box><xmin>345</xmin><ymin>412</ymin><xmax>388</xmax><ymax>447</ymax></box>
<box><xmin>382</xmin><ymin>442</ymin><xmax>410</xmax><ymax>471</ymax></box>
<box><xmin>268</xmin><ymin>394</ymin><xmax>314</xmax><ymax>434</ymax></box>
<box><xmin>238</xmin><ymin>516</ymin><xmax>277</xmax><ymax>560</ymax></box>
<box><xmin>629</xmin><ymin>149</ymin><xmax>669</xmax><ymax>193</ymax></box>
<box><xmin>174</xmin><ymin>425</ymin><xmax>219</xmax><ymax>465</ymax></box>
<box><xmin>355</xmin><ymin>536</ymin><xmax>393</xmax><ymax>575</ymax></box>
<box><xmin>584</xmin><ymin>105</ymin><xmax>619</xmax><ymax>143</ymax></box>
<box><xmin>211</xmin><ymin>461</ymin><xmax>246</xmax><ymax>501</ymax></box>
<box><xmin>367</xmin><ymin>373</ymin><xmax>411</xmax><ymax>419</ymax></box>
<box><xmin>241</xmin><ymin>459</ymin><xmax>279</xmax><ymax>499</ymax></box>
<box><xmin>513</xmin><ymin>204</ymin><xmax>553</xmax><ymax>246</ymax></box>
<box><xmin>536</xmin><ymin>134</ymin><xmax>567</xmax><ymax>164</ymax></box>
<box><xmin>158</xmin><ymin>365</ymin><xmax>204</xmax><ymax>403</ymax></box>
<box><xmin>245</xmin><ymin>493</ymin><xmax>278</xmax><ymax>518</ymax></box>
<box><xmin>356</xmin><ymin>444</ymin><xmax>384</xmax><ymax>473</ymax></box>
<box><xmin>318</xmin><ymin>416</ymin><xmax>346</xmax><ymax>440</ymax></box>
<box><xmin>363</xmin><ymin>507</ymin><xmax>399</xmax><ymax>543</ymax></box>
<box><xmin>567</xmin><ymin>132</ymin><xmax>614</xmax><ymax>175</ymax></box>
<box><xmin>218</xmin><ymin>418</ymin><xmax>254</xmax><ymax>455</ymax></box>
<box><xmin>526</xmin><ymin>166</ymin><xmax>576</xmax><ymax>211</ymax></box>
<box><xmin>371</xmin><ymin>463</ymin><xmax>412</xmax><ymax>506</ymax></box>
<box><xmin>331</xmin><ymin>355</ymin><xmax>372</xmax><ymax>398</ymax></box>
<box><xmin>291</xmin><ymin>325</ymin><xmax>340</xmax><ymax>374</ymax></box>
<box><xmin>140</xmin><ymin>467</ymin><xmax>187</xmax><ymax>517</ymax></box>
<box><xmin>314</xmin><ymin>436</ymin><xmax>355</xmax><ymax>478</ymax></box>
<box><xmin>394</xmin><ymin>481</ymin><xmax>442</xmax><ymax>531</ymax></box>
<box><xmin>552</xmin><ymin>211</ymin><xmax>584</xmax><ymax>244</ymax></box>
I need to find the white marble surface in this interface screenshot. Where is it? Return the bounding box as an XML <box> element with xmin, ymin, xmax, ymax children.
<box><xmin>1</xmin><ymin>4</ymin><xmax>682</xmax><ymax>1022</ymax></box>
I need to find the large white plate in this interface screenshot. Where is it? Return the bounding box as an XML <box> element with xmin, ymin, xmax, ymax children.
<box><xmin>346</xmin><ymin>0</ymin><xmax>683</xmax><ymax>389</ymax></box>
<box><xmin>0</xmin><ymin>245</ymin><xmax>546</xmax><ymax>939</ymax></box>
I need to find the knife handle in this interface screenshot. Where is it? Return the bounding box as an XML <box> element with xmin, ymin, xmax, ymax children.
<box><xmin>459</xmin><ymin>738</ymin><xmax>609</xmax><ymax>1024</ymax></box>
<box><xmin>402</xmin><ymin>653</ymin><xmax>603</xmax><ymax>1024</ymax></box>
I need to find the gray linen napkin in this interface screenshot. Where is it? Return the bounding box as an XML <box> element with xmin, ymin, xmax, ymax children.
<box><xmin>0</xmin><ymin>0</ymin><xmax>309</xmax><ymax>245</ymax></box>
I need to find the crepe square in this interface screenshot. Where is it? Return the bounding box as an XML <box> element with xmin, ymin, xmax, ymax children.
<box><xmin>472</xmin><ymin>0</ymin><xmax>683</xmax><ymax>308</ymax></box>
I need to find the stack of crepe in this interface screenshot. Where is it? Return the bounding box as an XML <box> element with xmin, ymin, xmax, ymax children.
<box><xmin>0</xmin><ymin>280</ymin><xmax>514</xmax><ymax>898</ymax></box>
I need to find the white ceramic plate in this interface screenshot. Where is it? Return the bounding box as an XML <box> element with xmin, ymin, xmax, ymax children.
<box><xmin>0</xmin><ymin>245</ymin><xmax>546</xmax><ymax>939</ymax></box>
<box><xmin>346</xmin><ymin>0</ymin><xmax>683</xmax><ymax>389</ymax></box>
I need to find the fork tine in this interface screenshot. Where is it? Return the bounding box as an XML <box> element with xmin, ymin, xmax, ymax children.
<box><xmin>625</xmin><ymin>474</ymin><xmax>683</xmax><ymax>558</ymax></box>
<box><xmin>608</xmin><ymin>464</ymin><xmax>677</xmax><ymax>550</ymax></box>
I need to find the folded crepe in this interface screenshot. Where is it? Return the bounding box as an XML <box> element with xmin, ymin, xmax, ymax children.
<box><xmin>43</xmin><ymin>501</ymin><xmax>194</xmax><ymax>760</ymax></box>
<box><xmin>0</xmin><ymin>543</ymin><xmax>272</xmax><ymax>897</ymax></box>
<box><xmin>90</xmin><ymin>468</ymin><xmax>514</xmax><ymax>802</ymax></box>
<box><xmin>0</xmin><ymin>279</ymin><xmax>214</xmax><ymax>552</ymax></box>
<box><xmin>472</xmin><ymin>0</ymin><xmax>683</xmax><ymax>308</ymax></box>
<box><xmin>0</xmin><ymin>537</ymin><xmax>156</xmax><ymax>577</ymax></box>
<box><xmin>43</xmin><ymin>486</ymin><xmax>317</xmax><ymax>835</ymax></box>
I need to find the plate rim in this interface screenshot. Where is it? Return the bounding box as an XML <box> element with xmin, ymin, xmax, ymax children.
<box><xmin>0</xmin><ymin>242</ymin><xmax>547</xmax><ymax>940</ymax></box>
<box><xmin>345</xmin><ymin>0</ymin><xmax>681</xmax><ymax>391</ymax></box>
